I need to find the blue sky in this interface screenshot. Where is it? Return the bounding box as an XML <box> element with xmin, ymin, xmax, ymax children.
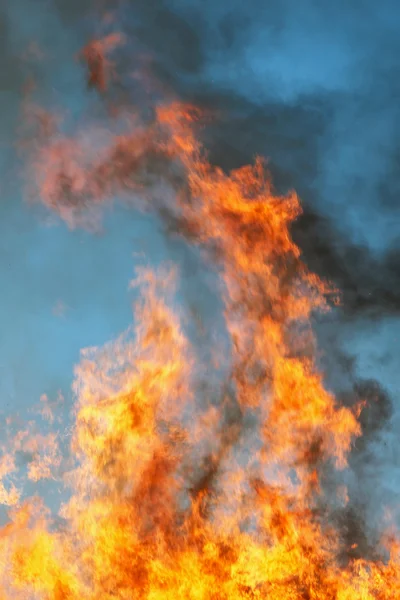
<box><xmin>1</xmin><ymin>0</ymin><xmax>399</xmax><ymax>527</ymax></box>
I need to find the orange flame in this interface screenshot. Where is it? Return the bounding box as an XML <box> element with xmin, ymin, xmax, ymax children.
<box><xmin>3</xmin><ymin>50</ymin><xmax>400</xmax><ymax>600</ymax></box>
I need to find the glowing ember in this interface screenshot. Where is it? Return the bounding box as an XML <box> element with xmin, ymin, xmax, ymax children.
<box><xmin>1</xmin><ymin>34</ymin><xmax>399</xmax><ymax>600</ymax></box>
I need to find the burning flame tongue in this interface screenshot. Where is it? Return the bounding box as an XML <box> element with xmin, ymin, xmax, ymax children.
<box><xmin>2</xmin><ymin>58</ymin><xmax>400</xmax><ymax>600</ymax></box>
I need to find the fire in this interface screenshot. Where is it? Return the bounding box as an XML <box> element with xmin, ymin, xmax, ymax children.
<box><xmin>79</xmin><ymin>33</ymin><xmax>125</xmax><ymax>93</ymax></box>
<box><xmin>1</xmin><ymin>36</ymin><xmax>400</xmax><ymax>600</ymax></box>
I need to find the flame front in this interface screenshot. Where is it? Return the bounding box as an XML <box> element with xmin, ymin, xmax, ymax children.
<box><xmin>2</xmin><ymin>58</ymin><xmax>400</xmax><ymax>599</ymax></box>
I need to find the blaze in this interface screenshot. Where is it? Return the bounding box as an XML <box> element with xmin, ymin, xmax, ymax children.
<box><xmin>2</xmin><ymin>41</ymin><xmax>400</xmax><ymax>600</ymax></box>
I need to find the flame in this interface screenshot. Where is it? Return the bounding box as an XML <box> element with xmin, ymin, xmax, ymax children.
<box><xmin>79</xmin><ymin>33</ymin><xmax>125</xmax><ymax>93</ymax></box>
<box><xmin>2</xmin><ymin>44</ymin><xmax>400</xmax><ymax>600</ymax></box>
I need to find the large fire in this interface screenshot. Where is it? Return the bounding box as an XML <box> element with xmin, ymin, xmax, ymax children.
<box><xmin>1</xmin><ymin>31</ymin><xmax>399</xmax><ymax>599</ymax></box>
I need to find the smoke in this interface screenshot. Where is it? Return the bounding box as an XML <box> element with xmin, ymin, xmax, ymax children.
<box><xmin>86</xmin><ymin>0</ymin><xmax>400</xmax><ymax>323</ymax></box>
<box><xmin>148</xmin><ymin>0</ymin><xmax>400</xmax><ymax>314</ymax></box>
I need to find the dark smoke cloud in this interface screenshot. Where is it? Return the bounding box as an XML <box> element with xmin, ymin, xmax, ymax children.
<box><xmin>106</xmin><ymin>0</ymin><xmax>400</xmax><ymax>318</ymax></box>
<box><xmin>28</xmin><ymin>0</ymin><xmax>393</xmax><ymax>321</ymax></box>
